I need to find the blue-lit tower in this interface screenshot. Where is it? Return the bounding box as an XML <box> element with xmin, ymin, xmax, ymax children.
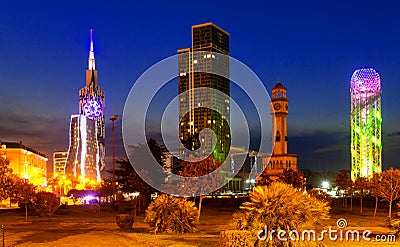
<box><xmin>66</xmin><ymin>29</ymin><xmax>105</xmax><ymax>185</ymax></box>
<box><xmin>79</xmin><ymin>29</ymin><xmax>105</xmax><ymax>176</ymax></box>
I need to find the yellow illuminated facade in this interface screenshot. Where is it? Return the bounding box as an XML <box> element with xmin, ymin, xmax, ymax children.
<box><xmin>65</xmin><ymin>114</ymin><xmax>100</xmax><ymax>185</ymax></box>
<box><xmin>0</xmin><ymin>141</ymin><xmax>47</xmax><ymax>187</ymax></box>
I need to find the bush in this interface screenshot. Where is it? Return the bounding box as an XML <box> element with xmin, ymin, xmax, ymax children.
<box><xmin>145</xmin><ymin>194</ymin><xmax>198</xmax><ymax>234</ymax></box>
<box><xmin>220</xmin><ymin>230</ymin><xmax>255</xmax><ymax>247</ymax></box>
<box><xmin>230</xmin><ymin>182</ymin><xmax>330</xmax><ymax>247</ymax></box>
<box><xmin>116</xmin><ymin>214</ymin><xmax>135</xmax><ymax>229</ymax></box>
<box><xmin>31</xmin><ymin>192</ymin><xmax>60</xmax><ymax>217</ymax></box>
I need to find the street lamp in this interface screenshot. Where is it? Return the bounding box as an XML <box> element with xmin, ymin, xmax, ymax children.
<box><xmin>322</xmin><ymin>181</ymin><xmax>330</xmax><ymax>189</ymax></box>
<box><xmin>110</xmin><ymin>114</ymin><xmax>118</xmax><ymax>200</ymax></box>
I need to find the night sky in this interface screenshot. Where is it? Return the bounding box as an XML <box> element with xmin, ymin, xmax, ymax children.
<box><xmin>1</xmin><ymin>1</ymin><xmax>399</xmax><ymax>175</ymax></box>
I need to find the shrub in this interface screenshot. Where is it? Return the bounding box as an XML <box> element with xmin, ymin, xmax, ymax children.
<box><xmin>145</xmin><ymin>194</ymin><xmax>198</xmax><ymax>234</ymax></box>
<box><xmin>230</xmin><ymin>182</ymin><xmax>330</xmax><ymax>247</ymax></box>
<box><xmin>116</xmin><ymin>214</ymin><xmax>135</xmax><ymax>229</ymax></box>
<box><xmin>220</xmin><ymin>230</ymin><xmax>255</xmax><ymax>247</ymax></box>
<box><xmin>31</xmin><ymin>192</ymin><xmax>60</xmax><ymax>217</ymax></box>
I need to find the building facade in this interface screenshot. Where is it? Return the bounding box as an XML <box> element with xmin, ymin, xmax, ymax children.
<box><xmin>350</xmin><ymin>68</ymin><xmax>382</xmax><ymax>180</ymax></box>
<box><xmin>53</xmin><ymin>151</ymin><xmax>67</xmax><ymax>178</ymax></box>
<box><xmin>65</xmin><ymin>29</ymin><xmax>104</xmax><ymax>185</ymax></box>
<box><xmin>66</xmin><ymin>115</ymin><xmax>100</xmax><ymax>184</ymax></box>
<box><xmin>262</xmin><ymin>82</ymin><xmax>297</xmax><ymax>179</ymax></box>
<box><xmin>0</xmin><ymin>141</ymin><xmax>47</xmax><ymax>187</ymax></box>
<box><xmin>178</xmin><ymin>22</ymin><xmax>230</xmax><ymax>162</ymax></box>
<box><xmin>228</xmin><ymin>147</ymin><xmax>263</xmax><ymax>192</ymax></box>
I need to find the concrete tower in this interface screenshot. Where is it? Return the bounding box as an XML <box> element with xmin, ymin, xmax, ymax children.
<box><xmin>66</xmin><ymin>29</ymin><xmax>104</xmax><ymax>185</ymax></box>
<box><xmin>350</xmin><ymin>68</ymin><xmax>382</xmax><ymax>180</ymax></box>
<box><xmin>262</xmin><ymin>81</ymin><xmax>297</xmax><ymax>179</ymax></box>
<box><xmin>78</xmin><ymin>28</ymin><xmax>105</xmax><ymax>177</ymax></box>
<box><xmin>271</xmin><ymin>82</ymin><xmax>288</xmax><ymax>155</ymax></box>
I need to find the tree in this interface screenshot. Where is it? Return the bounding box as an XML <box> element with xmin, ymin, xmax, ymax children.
<box><xmin>378</xmin><ymin>168</ymin><xmax>400</xmax><ymax>218</ymax></box>
<box><xmin>0</xmin><ymin>157</ymin><xmax>13</xmax><ymax>201</ymax></box>
<box><xmin>307</xmin><ymin>188</ymin><xmax>331</xmax><ymax>205</ymax></box>
<box><xmin>334</xmin><ymin>169</ymin><xmax>353</xmax><ymax>209</ymax></box>
<box><xmin>114</xmin><ymin>158</ymin><xmax>134</xmax><ymax>193</ymax></box>
<box><xmin>9</xmin><ymin>175</ymin><xmax>36</xmax><ymax>221</ymax></box>
<box><xmin>145</xmin><ymin>194</ymin><xmax>198</xmax><ymax>234</ymax></box>
<box><xmin>354</xmin><ymin>176</ymin><xmax>369</xmax><ymax>214</ymax></box>
<box><xmin>180</xmin><ymin>156</ymin><xmax>222</xmax><ymax>221</ymax></box>
<box><xmin>369</xmin><ymin>172</ymin><xmax>381</xmax><ymax>217</ymax></box>
<box><xmin>278</xmin><ymin>168</ymin><xmax>305</xmax><ymax>189</ymax></box>
<box><xmin>129</xmin><ymin>169</ymin><xmax>153</xmax><ymax>196</ymax></box>
<box><xmin>256</xmin><ymin>170</ymin><xmax>273</xmax><ymax>186</ymax></box>
<box><xmin>108</xmin><ymin>157</ymin><xmax>155</xmax><ymax>213</ymax></box>
<box><xmin>97</xmin><ymin>177</ymin><xmax>114</xmax><ymax>202</ymax></box>
<box><xmin>32</xmin><ymin>192</ymin><xmax>60</xmax><ymax>217</ymax></box>
<box><xmin>389</xmin><ymin>201</ymin><xmax>400</xmax><ymax>233</ymax></box>
<box><xmin>231</xmin><ymin>182</ymin><xmax>330</xmax><ymax>246</ymax></box>
<box><xmin>301</xmin><ymin>169</ymin><xmax>315</xmax><ymax>189</ymax></box>
<box><xmin>146</xmin><ymin>137</ymin><xmax>163</xmax><ymax>165</ymax></box>
<box><xmin>129</xmin><ymin>168</ymin><xmax>154</xmax><ymax>213</ymax></box>
<box><xmin>112</xmin><ymin>158</ymin><xmax>154</xmax><ymax>197</ymax></box>
<box><xmin>124</xmin><ymin>137</ymin><xmax>165</xmax><ymax>193</ymax></box>
<box><xmin>257</xmin><ymin>168</ymin><xmax>305</xmax><ymax>189</ymax></box>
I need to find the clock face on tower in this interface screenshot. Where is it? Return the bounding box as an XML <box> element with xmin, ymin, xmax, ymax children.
<box><xmin>84</xmin><ymin>99</ymin><xmax>102</xmax><ymax>118</ymax></box>
<box><xmin>273</xmin><ymin>103</ymin><xmax>281</xmax><ymax>110</ymax></box>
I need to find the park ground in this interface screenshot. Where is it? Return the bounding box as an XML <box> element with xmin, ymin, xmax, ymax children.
<box><xmin>0</xmin><ymin>198</ymin><xmax>399</xmax><ymax>246</ymax></box>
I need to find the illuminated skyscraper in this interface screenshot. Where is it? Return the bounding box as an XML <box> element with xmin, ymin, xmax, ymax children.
<box><xmin>178</xmin><ymin>22</ymin><xmax>230</xmax><ymax>162</ymax></box>
<box><xmin>79</xmin><ymin>28</ymin><xmax>105</xmax><ymax>172</ymax></box>
<box><xmin>350</xmin><ymin>68</ymin><xmax>382</xmax><ymax>180</ymax></box>
<box><xmin>66</xmin><ymin>29</ymin><xmax>104</xmax><ymax>185</ymax></box>
<box><xmin>66</xmin><ymin>115</ymin><xmax>100</xmax><ymax>183</ymax></box>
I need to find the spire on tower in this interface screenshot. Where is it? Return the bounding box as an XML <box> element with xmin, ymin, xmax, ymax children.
<box><xmin>88</xmin><ymin>28</ymin><xmax>95</xmax><ymax>70</ymax></box>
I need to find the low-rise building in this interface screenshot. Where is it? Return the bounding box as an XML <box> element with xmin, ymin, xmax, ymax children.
<box><xmin>0</xmin><ymin>141</ymin><xmax>47</xmax><ymax>187</ymax></box>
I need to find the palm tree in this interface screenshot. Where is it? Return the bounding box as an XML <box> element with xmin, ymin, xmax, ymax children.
<box><xmin>232</xmin><ymin>182</ymin><xmax>330</xmax><ymax>246</ymax></box>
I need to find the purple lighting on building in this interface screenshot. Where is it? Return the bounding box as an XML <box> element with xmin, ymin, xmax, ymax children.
<box><xmin>350</xmin><ymin>68</ymin><xmax>381</xmax><ymax>97</ymax></box>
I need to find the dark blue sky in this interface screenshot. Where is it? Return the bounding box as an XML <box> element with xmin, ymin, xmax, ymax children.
<box><xmin>1</xmin><ymin>1</ymin><xmax>399</xmax><ymax>173</ymax></box>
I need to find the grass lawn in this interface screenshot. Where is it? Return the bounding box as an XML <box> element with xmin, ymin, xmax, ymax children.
<box><xmin>0</xmin><ymin>198</ymin><xmax>398</xmax><ymax>246</ymax></box>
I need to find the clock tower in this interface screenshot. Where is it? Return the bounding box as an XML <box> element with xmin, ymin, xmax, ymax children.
<box><xmin>65</xmin><ymin>29</ymin><xmax>105</xmax><ymax>186</ymax></box>
<box><xmin>79</xmin><ymin>28</ymin><xmax>105</xmax><ymax>174</ymax></box>
<box><xmin>261</xmin><ymin>81</ymin><xmax>297</xmax><ymax>180</ymax></box>
<box><xmin>271</xmin><ymin>82</ymin><xmax>288</xmax><ymax>155</ymax></box>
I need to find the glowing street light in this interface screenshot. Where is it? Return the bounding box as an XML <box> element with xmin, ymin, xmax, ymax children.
<box><xmin>321</xmin><ymin>181</ymin><xmax>330</xmax><ymax>189</ymax></box>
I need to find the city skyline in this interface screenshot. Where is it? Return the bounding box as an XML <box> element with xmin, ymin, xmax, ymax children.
<box><xmin>1</xmin><ymin>1</ymin><xmax>400</xmax><ymax>174</ymax></box>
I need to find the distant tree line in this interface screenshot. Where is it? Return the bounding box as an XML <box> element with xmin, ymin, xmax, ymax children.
<box><xmin>334</xmin><ymin>168</ymin><xmax>400</xmax><ymax>218</ymax></box>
